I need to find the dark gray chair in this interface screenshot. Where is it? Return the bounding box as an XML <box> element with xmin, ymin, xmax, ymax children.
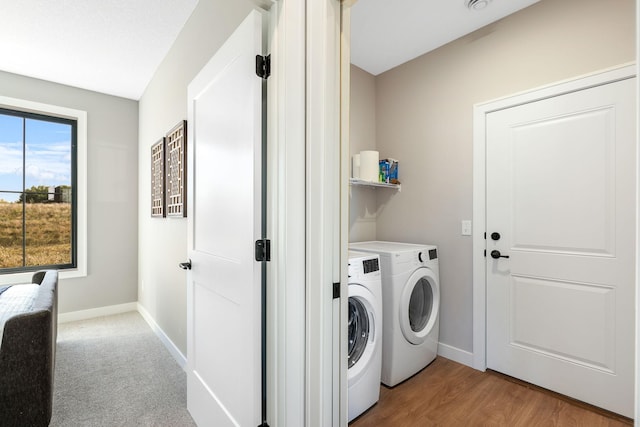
<box><xmin>0</xmin><ymin>270</ymin><xmax>58</xmax><ymax>427</ymax></box>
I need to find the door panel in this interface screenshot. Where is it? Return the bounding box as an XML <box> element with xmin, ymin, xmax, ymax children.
<box><xmin>186</xmin><ymin>10</ymin><xmax>264</xmax><ymax>426</ymax></box>
<box><xmin>486</xmin><ymin>77</ymin><xmax>635</xmax><ymax>417</ymax></box>
<box><xmin>510</xmin><ymin>108</ymin><xmax>615</xmax><ymax>256</ymax></box>
<box><xmin>510</xmin><ymin>275</ymin><xmax>615</xmax><ymax>372</ymax></box>
<box><xmin>194</xmin><ymin>54</ymin><xmax>257</xmax><ymax>265</ymax></box>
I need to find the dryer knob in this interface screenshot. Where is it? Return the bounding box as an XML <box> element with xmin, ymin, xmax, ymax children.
<box><xmin>418</xmin><ymin>252</ymin><xmax>424</xmax><ymax>263</ymax></box>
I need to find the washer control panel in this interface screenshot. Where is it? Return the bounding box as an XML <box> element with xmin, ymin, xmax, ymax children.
<box><xmin>362</xmin><ymin>257</ymin><xmax>380</xmax><ymax>274</ymax></box>
<box><xmin>348</xmin><ymin>254</ymin><xmax>381</xmax><ymax>281</ymax></box>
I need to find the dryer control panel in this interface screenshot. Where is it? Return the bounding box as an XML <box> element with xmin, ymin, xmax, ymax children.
<box><xmin>386</xmin><ymin>247</ymin><xmax>438</xmax><ymax>274</ymax></box>
<box><xmin>418</xmin><ymin>248</ymin><xmax>437</xmax><ymax>263</ymax></box>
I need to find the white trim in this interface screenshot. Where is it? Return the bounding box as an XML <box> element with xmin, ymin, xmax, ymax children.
<box><xmin>137</xmin><ymin>303</ymin><xmax>187</xmax><ymax>369</ymax></box>
<box><xmin>57</xmin><ymin>302</ymin><xmax>137</xmax><ymax>324</ymax></box>
<box><xmin>266</xmin><ymin>1</ymin><xmax>307</xmax><ymax>426</ymax></box>
<box><xmin>474</xmin><ymin>63</ymin><xmax>636</xmax><ymax>114</ymax></box>
<box><xmin>306</xmin><ymin>0</ymin><xmax>342</xmax><ymax>425</ymax></box>
<box><xmin>472</xmin><ymin>63</ymin><xmax>637</xmax><ymax>371</ymax></box>
<box><xmin>437</xmin><ymin>342</ymin><xmax>474</xmax><ymax>368</ymax></box>
<box><xmin>0</xmin><ymin>96</ymin><xmax>87</xmax><ymax>285</ymax></box>
<box><xmin>339</xmin><ymin>3</ymin><xmax>351</xmax><ymax>426</ymax></box>
<box><xmin>636</xmin><ymin>3</ymin><xmax>640</xmax><ymax>422</ymax></box>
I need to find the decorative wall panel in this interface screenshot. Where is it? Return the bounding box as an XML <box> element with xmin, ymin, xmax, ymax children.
<box><xmin>151</xmin><ymin>138</ymin><xmax>165</xmax><ymax>217</ymax></box>
<box><xmin>166</xmin><ymin>120</ymin><xmax>187</xmax><ymax>217</ymax></box>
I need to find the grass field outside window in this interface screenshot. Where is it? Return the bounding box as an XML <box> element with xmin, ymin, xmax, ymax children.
<box><xmin>0</xmin><ymin>106</ymin><xmax>76</xmax><ymax>272</ymax></box>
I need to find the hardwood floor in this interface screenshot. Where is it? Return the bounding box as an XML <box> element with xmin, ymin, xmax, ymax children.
<box><xmin>349</xmin><ymin>357</ymin><xmax>632</xmax><ymax>427</ymax></box>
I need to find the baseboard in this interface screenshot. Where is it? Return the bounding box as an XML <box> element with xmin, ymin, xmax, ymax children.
<box><xmin>58</xmin><ymin>302</ymin><xmax>138</xmax><ymax>324</ymax></box>
<box><xmin>437</xmin><ymin>342</ymin><xmax>474</xmax><ymax>368</ymax></box>
<box><xmin>137</xmin><ymin>303</ymin><xmax>187</xmax><ymax>370</ymax></box>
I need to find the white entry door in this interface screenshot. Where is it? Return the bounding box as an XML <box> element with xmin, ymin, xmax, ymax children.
<box><xmin>186</xmin><ymin>10</ymin><xmax>266</xmax><ymax>426</ymax></box>
<box><xmin>485</xmin><ymin>77</ymin><xmax>636</xmax><ymax>417</ymax></box>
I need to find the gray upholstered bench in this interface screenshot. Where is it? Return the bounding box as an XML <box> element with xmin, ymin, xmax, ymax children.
<box><xmin>0</xmin><ymin>270</ymin><xmax>58</xmax><ymax>427</ymax></box>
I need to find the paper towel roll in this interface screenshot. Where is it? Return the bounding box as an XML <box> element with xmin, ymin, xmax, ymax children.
<box><xmin>352</xmin><ymin>154</ymin><xmax>361</xmax><ymax>179</ymax></box>
<box><xmin>360</xmin><ymin>150</ymin><xmax>379</xmax><ymax>182</ymax></box>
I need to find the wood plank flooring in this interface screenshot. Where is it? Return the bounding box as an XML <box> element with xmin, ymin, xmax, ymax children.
<box><xmin>350</xmin><ymin>357</ymin><xmax>632</xmax><ymax>427</ymax></box>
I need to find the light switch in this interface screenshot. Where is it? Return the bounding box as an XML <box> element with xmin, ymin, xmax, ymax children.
<box><xmin>461</xmin><ymin>220</ymin><xmax>472</xmax><ymax>236</ymax></box>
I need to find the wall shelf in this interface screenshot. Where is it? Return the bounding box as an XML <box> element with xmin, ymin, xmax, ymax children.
<box><xmin>349</xmin><ymin>178</ymin><xmax>401</xmax><ymax>191</ymax></box>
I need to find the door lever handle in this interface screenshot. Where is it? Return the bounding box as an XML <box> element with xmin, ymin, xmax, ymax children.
<box><xmin>179</xmin><ymin>259</ymin><xmax>192</xmax><ymax>270</ymax></box>
<box><xmin>490</xmin><ymin>250</ymin><xmax>510</xmax><ymax>259</ymax></box>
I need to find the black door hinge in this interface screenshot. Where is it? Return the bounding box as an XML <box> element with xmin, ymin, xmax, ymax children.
<box><xmin>255</xmin><ymin>239</ymin><xmax>271</xmax><ymax>262</ymax></box>
<box><xmin>484</xmin><ymin>249</ymin><xmax>486</xmax><ymax>257</ymax></box>
<box><xmin>256</xmin><ymin>54</ymin><xmax>271</xmax><ymax>79</ymax></box>
<box><xmin>333</xmin><ymin>282</ymin><xmax>340</xmax><ymax>299</ymax></box>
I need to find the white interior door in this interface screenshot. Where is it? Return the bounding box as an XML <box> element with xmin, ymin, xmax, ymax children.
<box><xmin>186</xmin><ymin>10</ymin><xmax>265</xmax><ymax>426</ymax></box>
<box><xmin>486</xmin><ymin>77</ymin><xmax>636</xmax><ymax>417</ymax></box>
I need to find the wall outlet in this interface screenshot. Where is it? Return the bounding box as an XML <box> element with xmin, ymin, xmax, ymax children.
<box><xmin>461</xmin><ymin>220</ymin><xmax>472</xmax><ymax>236</ymax></box>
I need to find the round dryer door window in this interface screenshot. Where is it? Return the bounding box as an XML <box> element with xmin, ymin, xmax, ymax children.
<box><xmin>399</xmin><ymin>267</ymin><xmax>439</xmax><ymax>345</ymax></box>
<box><xmin>348</xmin><ymin>297</ymin><xmax>370</xmax><ymax>368</ymax></box>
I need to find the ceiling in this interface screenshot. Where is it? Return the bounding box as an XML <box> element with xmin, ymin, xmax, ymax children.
<box><xmin>0</xmin><ymin>0</ymin><xmax>198</xmax><ymax>100</ymax></box>
<box><xmin>0</xmin><ymin>0</ymin><xmax>541</xmax><ymax>100</ymax></box>
<box><xmin>351</xmin><ymin>0</ymin><xmax>540</xmax><ymax>76</ymax></box>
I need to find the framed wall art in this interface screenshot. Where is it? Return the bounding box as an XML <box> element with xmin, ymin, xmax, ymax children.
<box><xmin>151</xmin><ymin>138</ymin><xmax>165</xmax><ymax>217</ymax></box>
<box><xmin>166</xmin><ymin>120</ymin><xmax>187</xmax><ymax>217</ymax></box>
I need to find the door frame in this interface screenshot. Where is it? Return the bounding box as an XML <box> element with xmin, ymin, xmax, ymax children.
<box><xmin>306</xmin><ymin>0</ymin><xmax>344</xmax><ymax>425</ymax></box>
<box><xmin>265</xmin><ymin>1</ymin><xmax>307</xmax><ymax>426</ymax></box>
<box><xmin>471</xmin><ymin>63</ymin><xmax>636</xmax><ymax>372</ymax></box>
<box><xmin>339</xmin><ymin>2</ymin><xmax>353</xmax><ymax>425</ymax></box>
<box><xmin>267</xmin><ymin>0</ymin><xmax>345</xmax><ymax>424</ymax></box>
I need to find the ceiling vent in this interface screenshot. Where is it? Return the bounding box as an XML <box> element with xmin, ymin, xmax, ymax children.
<box><xmin>466</xmin><ymin>0</ymin><xmax>492</xmax><ymax>10</ymax></box>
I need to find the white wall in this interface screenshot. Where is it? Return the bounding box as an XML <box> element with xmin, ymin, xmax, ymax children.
<box><xmin>138</xmin><ymin>0</ymin><xmax>256</xmax><ymax>355</ymax></box>
<box><xmin>349</xmin><ymin>65</ymin><xmax>379</xmax><ymax>242</ymax></box>
<box><xmin>349</xmin><ymin>0</ymin><xmax>635</xmax><ymax>356</ymax></box>
<box><xmin>0</xmin><ymin>70</ymin><xmax>139</xmax><ymax>313</ymax></box>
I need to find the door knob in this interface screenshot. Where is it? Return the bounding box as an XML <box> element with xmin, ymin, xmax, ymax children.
<box><xmin>491</xmin><ymin>232</ymin><xmax>501</xmax><ymax>241</ymax></box>
<box><xmin>490</xmin><ymin>250</ymin><xmax>509</xmax><ymax>259</ymax></box>
<box><xmin>179</xmin><ymin>259</ymin><xmax>192</xmax><ymax>270</ymax></box>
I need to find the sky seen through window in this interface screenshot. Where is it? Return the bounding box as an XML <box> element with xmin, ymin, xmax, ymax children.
<box><xmin>0</xmin><ymin>113</ymin><xmax>72</xmax><ymax>202</ymax></box>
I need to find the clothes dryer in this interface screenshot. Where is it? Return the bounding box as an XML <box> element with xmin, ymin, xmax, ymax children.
<box><xmin>347</xmin><ymin>251</ymin><xmax>383</xmax><ymax>422</ymax></box>
<box><xmin>349</xmin><ymin>241</ymin><xmax>439</xmax><ymax>387</ymax></box>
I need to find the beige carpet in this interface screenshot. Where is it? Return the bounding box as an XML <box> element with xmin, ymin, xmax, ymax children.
<box><xmin>50</xmin><ymin>311</ymin><xmax>196</xmax><ymax>426</ymax></box>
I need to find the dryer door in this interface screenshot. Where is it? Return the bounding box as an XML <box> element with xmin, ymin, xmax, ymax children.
<box><xmin>399</xmin><ymin>267</ymin><xmax>439</xmax><ymax>345</ymax></box>
<box><xmin>348</xmin><ymin>284</ymin><xmax>378</xmax><ymax>384</ymax></box>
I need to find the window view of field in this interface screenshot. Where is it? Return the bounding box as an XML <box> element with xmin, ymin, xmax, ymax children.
<box><xmin>1</xmin><ymin>111</ymin><xmax>75</xmax><ymax>270</ymax></box>
<box><xmin>0</xmin><ymin>200</ymin><xmax>72</xmax><ymax>269</ymax></box>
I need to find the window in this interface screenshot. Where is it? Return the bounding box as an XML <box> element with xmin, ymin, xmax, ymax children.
<box><xmin>0</xmin><ymin>97</ymin><xmax>86</xmax><ymax>280</ymax></box>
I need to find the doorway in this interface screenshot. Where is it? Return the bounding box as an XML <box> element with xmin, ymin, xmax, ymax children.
<box><xmin>475</xmin><ymin>66</ymin><xmax>636</xmax><ymax>417</ymax></box>
<box><xmin>343</xmin><ymin>0</ymin><xmax>636</xmax><ymax>422</ymax></box>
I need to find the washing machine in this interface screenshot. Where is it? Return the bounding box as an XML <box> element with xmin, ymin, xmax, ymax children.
<box><xmin>349</xmin><ymin>241</ymin><xmax>439</xmax><ymax>387</ymax></box>
<box><xmin>347</xmin><ymin>251</ymin><xmax>383</xmax><ymax>422</ymax></box>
